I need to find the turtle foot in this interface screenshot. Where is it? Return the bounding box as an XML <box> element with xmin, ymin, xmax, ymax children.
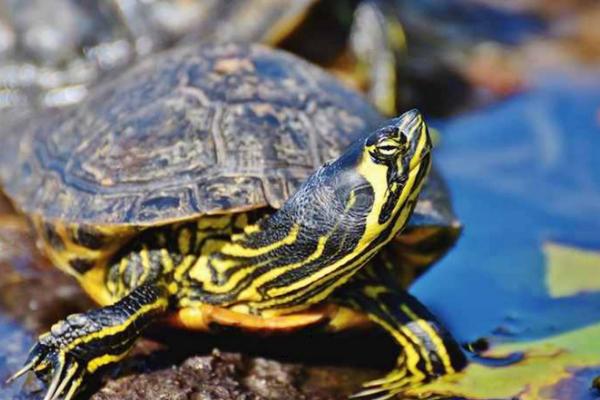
<box><xmin>349</xmin><ymin>365</ymin><xmax>424</xmax><ymax>400</ymax></box>
<box><xmin>7</xmin><ymin>337</ymin><xmax>86</xmax><ymax>400</ymax></box>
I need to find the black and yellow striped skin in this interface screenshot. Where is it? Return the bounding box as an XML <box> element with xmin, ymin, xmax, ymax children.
<box><xmin>182</xmin><ymin>109</ymin><xmax>432</xmax><ymax>318</ymax></box>
<box><xmin>10</xmin><ymin>110</ymin><xmax>466</xmax><ymax>400</ymax></box>
<box><xmin>9</xmin><ymin>284</ymin><xmax>168</xmax><ymax>400</ymax></box>
<box><xmin>333</xmin><ymin>252</ymin><xmax>467</xmax><ymax>399</ymax></box>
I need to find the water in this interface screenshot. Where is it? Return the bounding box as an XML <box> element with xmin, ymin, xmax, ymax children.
<box><xmin>417</xmin><ymin>73</ymin><xmax>600</xmax><ymax>342</ymax></box>
<box><xmin>407</xmin><ymin>73</ymin><xmax>600</xmax><ymax>397</ymax></box>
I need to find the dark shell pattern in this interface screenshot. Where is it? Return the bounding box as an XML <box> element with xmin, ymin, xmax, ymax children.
<box><xmin>0</xmin><ymin>43</ymin><xmax>384</xmax><ymax>226</ymax></box>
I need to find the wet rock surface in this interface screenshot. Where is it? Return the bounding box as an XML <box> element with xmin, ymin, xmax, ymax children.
<box><xmin>91</xmin><ymin>351</ymin><xmax>377</xmax><ymax>400</ymax></box>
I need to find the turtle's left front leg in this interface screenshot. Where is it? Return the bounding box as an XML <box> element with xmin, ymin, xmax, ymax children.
<box><xmin>333</xmin><ymin>260</ymin><xmax>466</xmax><ymax>399</ymax></box>
<box><xmin>8</xmin><ymin>283</ymin><xmax>169</xmax><ymax>400</ymax></box>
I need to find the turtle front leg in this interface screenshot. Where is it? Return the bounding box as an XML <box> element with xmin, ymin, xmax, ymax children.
<box><xmin>8</xmin><ymin>283</ymin><xmax>169</xmax><ymax>400</ymax></box>
<box><xmin>334</xmin><ymin>270</ymin><xmax>466</xmax><ymax>399</ymax></box>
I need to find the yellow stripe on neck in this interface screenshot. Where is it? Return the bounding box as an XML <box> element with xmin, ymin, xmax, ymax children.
<box><xmin>223</xmin><ymin>224</ymin><xmax>300</xmax><ymax>258</ymax></box>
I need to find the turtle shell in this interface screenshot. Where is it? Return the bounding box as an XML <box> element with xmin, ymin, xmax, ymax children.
<box><xmin>0</xmin><ymin>43</ymin><xmax>382</xmax><ymax>226</ymax></box>
<box><xmin>0</xmin><ymin>43</ymin><xmax>458</xmax><ymax>249</ymax></box>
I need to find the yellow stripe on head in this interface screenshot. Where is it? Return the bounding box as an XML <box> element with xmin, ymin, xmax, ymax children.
<box><xmin>359</xmin><ymin>110</ymin><xmax>432</xmax><ymax>238</ymax></box>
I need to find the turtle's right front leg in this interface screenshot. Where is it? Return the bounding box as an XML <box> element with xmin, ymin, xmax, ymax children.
<box><xmin>8</xmin><ymin>283</ymin><xmax>169</xmax><ymax>400</ymax></box>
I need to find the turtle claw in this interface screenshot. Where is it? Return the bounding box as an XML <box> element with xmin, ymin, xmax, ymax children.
<box><xmin>6</xmin><ymin>342</ymin><xmax>50</xmax><ymax>384</ymax></box>
<box><xmin>350</xmin><ymin>385</ymin><xmax>398</xmax><ymax>400</ymax></box>
<box><xmin>48</xmin><ymin>359</ymin><xmax>85</xmax><ymax>400</ymax></box>
<box><xmin>350</xmin><ymin>384</ymin><xmax>401</xmax><ymax>400</ymax></box>
<box><xmin>8</xmin><ymin>339</ymin><xmax>85</xmax><ymax>400</ymax></box>
<box><xmin>7</xmin><ymin>287</ymin><xmax>166</xmax><ymax>399</ymax></box>
<box><xmin>6</xmin><ymin>346</ymin><xmax>44</xmax><ymax>384</ymax></box>
<box><xmin>350</xmin><ymin>366</ymin><xmax>421</xmax><ymax>400</ymax></box>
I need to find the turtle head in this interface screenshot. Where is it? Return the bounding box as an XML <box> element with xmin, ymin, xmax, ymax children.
<box><xmin>364</xmin><ymin>109</ymin><xmax>431</xmax><ymax>176</ymax></box>
<box><xmin>354</xmin><ymin>109</ymin><xmax>432</xmax><ymax>239</ymax></box>
<box><xmin>199</xmin><ymin>110</ymin><xmax>433</xmax><ymax>313</ymax></box>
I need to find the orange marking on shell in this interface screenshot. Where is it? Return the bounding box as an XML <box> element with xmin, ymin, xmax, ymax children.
<box><xmin>214</xmin><ymin>58</ymin><xmax>255</xmax><ymax>75</ymax></box>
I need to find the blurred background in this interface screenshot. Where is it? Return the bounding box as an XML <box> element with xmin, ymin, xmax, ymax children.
<box><xmin>0</xmin><ymin>1</ymin><xmax>599</xmax><ymax>399</ymax></box>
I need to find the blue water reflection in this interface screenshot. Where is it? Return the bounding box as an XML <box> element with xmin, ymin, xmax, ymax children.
<box><xmin>415</xmin><ymin>75</ymin><xmax>600</xmax><ymax>343</ymax></box>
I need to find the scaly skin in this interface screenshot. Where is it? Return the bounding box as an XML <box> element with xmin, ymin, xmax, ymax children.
<box><xmin>334</xmin><ymin>254</ymin><xmax>467</xmax><ymax>399</ymax></box>
<box><xmin>9</xmin><ymin>110</ymin><xmax>466</xmax><ymax>400</ymax></box>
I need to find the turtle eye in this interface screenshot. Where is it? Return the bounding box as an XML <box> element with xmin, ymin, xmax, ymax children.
<box><xmin>375</xmin><ymin>139</ymin><xmax>400</xmax><ymax>156</ymax></box>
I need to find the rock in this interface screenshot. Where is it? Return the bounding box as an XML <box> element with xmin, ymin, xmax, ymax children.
<box><xmin>91</xmin><ymin>349</ymin><xmax>377</xmax><ymax>400</ymax></box>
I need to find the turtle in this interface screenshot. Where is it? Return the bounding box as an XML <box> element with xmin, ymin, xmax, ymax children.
<box><xmin>1</xmin><ymin>43</ymin><xmax>467</xmax><ymax>400</ymax></box>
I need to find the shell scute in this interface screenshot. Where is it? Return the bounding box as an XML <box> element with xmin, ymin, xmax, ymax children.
<box><xmin>0</xmin><ymin>43</ymin><xmax>381</xmax><ymax>226</ymax></box>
